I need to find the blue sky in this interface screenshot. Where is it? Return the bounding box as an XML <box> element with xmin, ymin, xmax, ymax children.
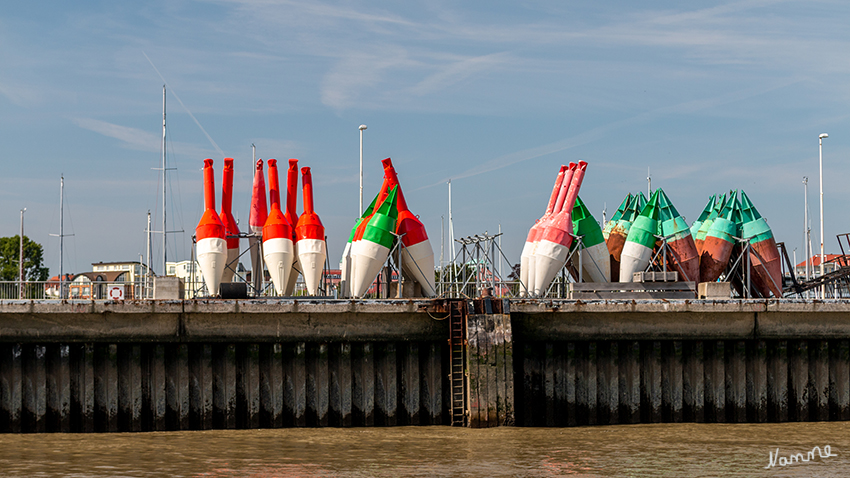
<box><xmin>2</xmin><ymin>0</ymin><xmax>849</xmax><ymax>276</ymax></box>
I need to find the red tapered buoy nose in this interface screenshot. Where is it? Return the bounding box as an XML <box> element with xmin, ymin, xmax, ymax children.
<box><xmin>249</xmin><ymin>159</ymin><xmax>268</xmax><ymax>235</ymax></box>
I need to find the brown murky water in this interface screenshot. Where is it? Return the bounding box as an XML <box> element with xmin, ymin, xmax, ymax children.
<box><xmin>1</xmin><ymin>423</ymin><xmax>848</xmax><ymax>477</ymax></box>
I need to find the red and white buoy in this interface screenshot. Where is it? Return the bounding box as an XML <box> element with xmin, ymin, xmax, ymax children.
<box><xmin>350</xmin><ymin>186</ymin><xmax>399</xmax><ymax>298</ymax></box>
<box><xmin>284</xmin><ymin>159</ymin><xmax>301</xmax><ymax>295</ymax></box>
<box><xmin>348</xmin><ymin>179</ymin><xmax>393</xmax><ymax>297</ymax></box>
<box><xmin>219</xmin><ymin>158</ymin><xmax>240</xmax><ymax>283</ymax></box>
<box><xmin>381</xmin><ymin>158</ymin><xmax>436</xmax><ymax>296</ymax></box>
<box><xmin>520</xmin><ymin>165</ymin><xmax>568</xmax><ymax>296</ymax></box>
<box><xmin>533</xmin><ymin>161</ymin><xmax>586</xmax><ymax>295</ymax></box>
<box><xmin>248</xmin><ymin>159</ymin><xmax>267</xmax><ymax>290</ymax></box>
<box><xmin>262</xmin><ymin>159</ymin><xmax>295</xmax><ymax>295</ymax></box>
<box><xmin>195</xmin><ymin>158</ymin><xmax>227</xmax><ymax>296</ymax></box>
<box><xmin>341</xmin><ymin>190</ymin><xmax>378</xmax><ymax>298</ymax></box>
<box><xmin>295</xmin><ymin>166</ymin><xmax>327</xmax><ymax>296</ymax></box>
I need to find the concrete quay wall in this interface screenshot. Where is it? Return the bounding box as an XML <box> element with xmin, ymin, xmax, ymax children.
<box><xmin>1</xmin><ymin>299</ymin><xmax>850</xmax><ymax>432</ymax></box>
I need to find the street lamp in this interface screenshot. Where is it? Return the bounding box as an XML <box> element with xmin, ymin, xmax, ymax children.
<box><xmin>819</xmin><ymin>133</ymin><xmax>828</xmax><ymax>299</ymax></box>
<box><xmin>19</xmin><ymin>208</ymin><xmax>26</xmax><ymax>300</ymax></box>
<box><xmin>359</xmin><ymin>124</ymin><xmax>367</xmax><ymax>215</ymax></box>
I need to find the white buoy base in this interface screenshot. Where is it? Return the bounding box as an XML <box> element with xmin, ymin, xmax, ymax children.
<box><xmin>350</xmin><ymin>240</ymin><xmax>390</xmax><ymax>298</ymax></box>
<box><xmin>619</xmin><ymin>242</ymin><xmax>653</xmax><ymax>282</ymax></box>
<box><xmin>197</xmin><ymin>237</ymin><xmax>227</xmax><ymax>296</ymax></box>
<box><xmin>572</xmin><ymin>242</ymin><xmax>611</xmax><ymax>283</ymax></box>
<box><xmin>339</xmin><ymin>241</ymin><xmax>352</xmax><ymax>299</ymax></box>
<box><xmin>519</xmin><ymin>240</ymin><xmax>535</xmax><ymax>297</ymax></box>
<box><xmin>284</xmin><ymin>241</ymin><xmax>301</xmax><ymax>296</ymax></box>
<box><xmin>221</xmin><ymin>247</ymin><xmax>240</xmax><ymax>283</ymax></box>
<box><xmin>297</xmin><ymin>238</ymin><xmax>327</xmax><ymax>296</ymax></box>
<box><xmin>263</xmin><ymin>237</ymin><xmax>294</xmax><ymax>295</ymax></box>
<box><xmin>401</xmin><ymin>239</ymin><xmax>436</xmax><ymax>297</ymax></box>
<box><xmin>533</xmin><ymin>240</ymin><xmax>570</xmax><ymax>296</ymax></box>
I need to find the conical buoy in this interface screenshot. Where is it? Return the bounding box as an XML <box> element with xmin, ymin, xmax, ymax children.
<box><xmin>620</xmin><ymin>190</ymin><xmax>661</xmax><ymax>282</ymax></box>
<box><xmin>528</xmin><ymin>163</ymin><xmax>576</xmax><ymax>295</ymax></box>
<box><xmin>220</xmin><ymin>158</ymin><xmax>240</xmax><ymax>283</ymax></box>
<box><xmin>249</xmin><ymin>159</ymin><xmax>268</xmax><ymax>291</ymax></box>
<box><xmin>284</xmin><ymin>159</ymin><xmax>301</xmax><ymax>295</ymax></box>
<box><xmin>533</xmin><ymin>161</ymin><xmax>586</xmax><ymax>295</ymax></box>
<box><xmin>520</xmin><ymin>165</ymin><xmax>568</xmax><ymax>296</ymax></box>
<box><xmin>571</xmin><ymin>195</ymin><xmax>610</xmax><ymax>282</ymax></box>
<box><xmin>605</xmin><ymin>192</ymin><xmax>646</xmax><ymax>282</ymax></box>
<box><xmin>690</xmin><ymin>195</ymin><xmax>715</xmax><ymax>239</ymax></box>
<box><xmin>262</xmin><ymin>159</ymin><xmax>295</xmax><ymax>295</ymax></box>
<box><xmin>694</xmin><ymin>194</ymin><xmax>726</xmax><ymax>255</ymax></box>
<box><xmin>350</xmin><ymin>186</ymin><xmax>399</xmax><ymax>298</ymax></box>
<box><xmin>656</xmin><ymin>189</ymin><xmax>699</xmax><ymax>283</ymax></box>
<box><xmin>382</xmin><ymin>158</ymin><xmax>436</xmax><ymax>297</ymax></box>
<box><xmin>196</xmin><ymin>158</ymin><xmax>227</xmax><ymax>296</ymax></box>
<box><xmin>348</xmin><ymin>178</ymin><xmax>393</xmax><ymax>297</ymax></box>
<box><xmin>340</xmin><ymin>191</ymin><xmax>381</xmax><ymax>298</ymax></box>
<box><xmin>738</xmin><ymin>190</ymin><xmax>783</xmax><ymax>297</ymax></box>
<box><xmin>699</xmin><ymin>191</ymin><xmax>738</xmax><ymax>283</ymax></box>
<box><xmin>295</xmin><ymin>166</ymin><xmax>327</xmax><ymax>296</ymax></box>
<box><xmin>602</xmin><ymin>193</ymin><xmax>632</xmax><ymax>241</ymax></box>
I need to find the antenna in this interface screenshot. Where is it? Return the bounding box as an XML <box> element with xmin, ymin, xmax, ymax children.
<box><xmin>602</xmin><ymin>202</ymin><xmax>607</xmax><ymax>227</ymax></box>
<box><xmin>647</xmin><ymin>167</ymin><xmax>651</xmax><ymax>195</ymax></box>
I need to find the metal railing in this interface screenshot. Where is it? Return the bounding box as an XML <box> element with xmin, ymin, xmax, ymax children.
<box><xmin>0</xmin><ymin>281</ymin><xmax>151</xmax><ymax>300</ymax></box>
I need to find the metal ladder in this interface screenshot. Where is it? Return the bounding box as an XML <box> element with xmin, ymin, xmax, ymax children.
<box><xmin>449</xmin><ymin>299</ymin><xmax>468</xmax><ymax>426</ymax></box>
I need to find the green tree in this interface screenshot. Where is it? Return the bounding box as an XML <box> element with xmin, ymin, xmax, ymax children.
<box><xmin>0</xmin><ymin>236</ymin><xmax>49</xmax><ymax>281</ymax></box>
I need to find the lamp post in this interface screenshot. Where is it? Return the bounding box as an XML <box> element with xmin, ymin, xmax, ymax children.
<box><xmin>359</xmin><ymin>124</ymin><xmax>367</xmax><ymax>215</ymax></box>
<box><xmin>819</xmin><ymin>133</ymin><xmax>828</xmax><ymax>299</ymax></box>
<box><xmin>803</xmin><ymin>177</ymin><xmax>810</xmax><ymax>298</ymax></box>
<box><xmin>19</xmin><ymin>208</ymin><xmax>26</xmax><ymax>300</ymax></box>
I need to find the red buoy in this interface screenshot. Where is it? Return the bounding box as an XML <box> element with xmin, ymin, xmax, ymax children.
<box><xmin>295</xmin><ymin>166</ymin><xmax>327</xmax><ymax>295</ymax></box>
<box><xmin>219</xmin><ymin>158</ymin><xmax>240</xmax><ymax>283</ymax></box>
<box><xmin>195</xmin><ymin>158</ymin><xmax>227</xmax><ymax>296</ymax></box>
<box><xmin>262</xmin><ymin>159</ymin><xmax>295</xmax><ymax>295</ymax></box>
<box><xmin>284</xmin><ymin>159</ymin><xmax>301</xmax><ymax>295</ymax></box>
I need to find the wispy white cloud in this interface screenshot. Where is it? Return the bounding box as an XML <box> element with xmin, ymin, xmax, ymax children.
<box><xmin>407</xmin><ymin>51</ymin><xmax>511</xmax><ymax>96</ymax></box>
<box><xmin>422</xmin><ymin>76</ymin><xmax>804</xmax><ymax>188</ymax></box>
<box><xmin>320</xmin><ymin>46</ymin><xmax>415</xmax><ymax>110</ymax></box>
<box><xmin>0</xmin><ymin>81</ymin><xmax>44</xmax><ymax>106</ymax></box>
<box><xmin>72</xmin><ymin>117</ymin><xmax>219</xmax><ymax>160</ymax></box>
<box><xmin>73</xmin><ymin>118</ymin><xmax>161</xmax><ymax>152</ymax></box>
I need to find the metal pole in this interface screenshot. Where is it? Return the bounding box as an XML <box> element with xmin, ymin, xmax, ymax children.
<box><xmin>359</xmin><ymin>124</ymin><xmax>367</xmax><ymax>215</ymax></box>
<box><xmin>162</xmin><ymin>84</ymin><xmax>167</xmax><ymax>277</ymax></box>
<box><xmin>440</xmin><ymin>216</ymin><xmax>444</xmax><ymax>296</ymax></box>
<box><xmin>146</xmin><ymin>211</ymin><xmax>152</xmax><ymax>297</ymax></box>
<box><xmin>819</xmin><ymin>133</ymin><xmax>828</xmax><ymax>298</ymax></box>
<box><xmin>19</xmin><ymin>208</ymin><xmax>25</xmax><ymax>299</ymax></box>
<box><xmin>59</xmin><ymin>176</ymin><xmax>64</xmax><ymax>299</ymax></box>
<box><xmin>803</xmin><ymin>177</ymin><xmax>809</xmax><ymax>297</ymax></box>
<box><xmin>448</xmin><ymin>180</ymin><xmax>455</xmax><ymax>296</ymax></box>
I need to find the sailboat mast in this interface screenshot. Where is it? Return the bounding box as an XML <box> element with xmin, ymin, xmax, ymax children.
<box><xmin>161</xmin><ymin>84</ymin><xmax>167</xmax><ymax>276</ymax></box>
